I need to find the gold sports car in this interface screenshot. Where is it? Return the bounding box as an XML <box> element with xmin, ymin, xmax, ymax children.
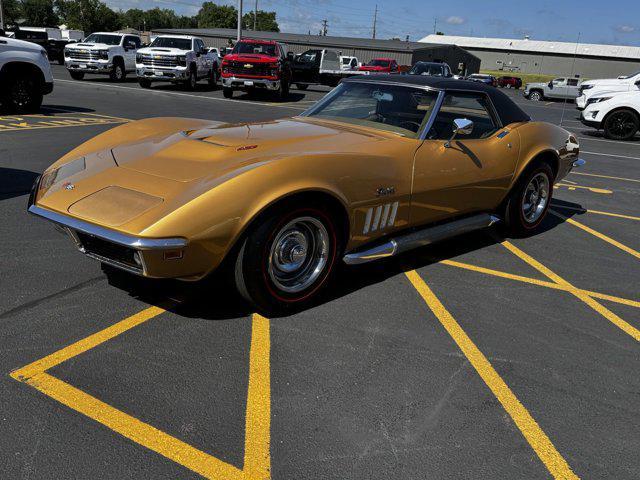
<box><xmin>29</xmin><ymin>76</ymin><xmax>583</xmax><ymax>312</ymax></box>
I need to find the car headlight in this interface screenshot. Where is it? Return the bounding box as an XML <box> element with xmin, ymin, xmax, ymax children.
<box><xmin>176</xmin><ymin>55</ymin><xmax>186</xmax><ymax>66</ymax></box>
<box><xmin>98</xmin><ymin>50</ymin><xmax>109</xmax><ymax>60</ymax></box>
<box><xmin>587</xmin><ymin>96</ymin><xmax>612</xmax><ymax>105</ymax></box>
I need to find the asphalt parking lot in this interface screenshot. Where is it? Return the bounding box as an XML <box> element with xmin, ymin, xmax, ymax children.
<box><xmin>2</xmin><ymin>65</ymin><xmax>639</xmax><ymax>479</ymax></box>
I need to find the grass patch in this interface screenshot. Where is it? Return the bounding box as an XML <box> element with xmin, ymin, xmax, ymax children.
<box><xmin>480</xmin><ymin>70</ymin><xmax>557</xmax><ymax>85</ymax></box>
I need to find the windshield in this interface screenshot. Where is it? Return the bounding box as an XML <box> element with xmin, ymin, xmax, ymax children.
<box><xmin>83</xmin><ymin>33</ymin><xmax>121</xmax><ymax>45</ymax></box>
<box><xmin>410</xmin><ymin>63</ymin><xmax>444</xmax><ymax>76</ymax></box>
<box><xmin>303</xmin><ymin>82</ymin><xmax>438</xmax><ymax>138</ymax></box>
<box><xmin>232</xmin><ymin>41</ymin><xmax>277</xmax><ymax>56</ymax></box>
<box><xmin>296</xmin><ymin>51</ymin><xmax>317</xmax><ymax>63</ymax></box>
<box><xmin>150</xmin><ymin>37</ymin><xmax>192</xmax><ymax>50</ymax></box>
<box><xmin>366</xmin><ymin>59</ymin><xmax>390</xmax><ymax>67</ymax></box>
<box><xmin>618</xmin><ymin>70</ymin><xmax>640</xmax><ymax>79</ymax></box>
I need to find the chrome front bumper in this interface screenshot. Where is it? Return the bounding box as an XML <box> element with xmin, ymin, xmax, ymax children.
<box><xmin>136</xmin><ymin>65</ymin><xmax>188</xmax><ymax>81</ymax></box>
<box><xmin>65</xmin><ymin>59</ymin><xmax>112</xmax><ymax>72</ymax></box>
<box><xmin>222</xmin><ymin>76</ymin><xmax>280</xmax><ymax>90</ymax></box>
<box><xmin>28</xmin><ymin>203</ymin><xmax>187</xmax><ymax>277</ymax></box>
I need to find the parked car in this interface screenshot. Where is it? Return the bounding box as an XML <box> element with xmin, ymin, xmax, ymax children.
<box><xmin>221</xmin><ymin>38</ymin><xmax>292</xmax><ymax>99</ymax></box>
<box><xmin>64</xmin><ymin>32</ymin><xmax>141</xmax><ymax>81</ymax></box>
<box><xmin>466</xmin><ymin>74</ymin><xmax>497</xmax><ymax>86</ymax></box>
<box><xmin>580</xmin><ymin>90</ymin><xmax>640</xmax><ymax>140</ymax></box>
<box><xmin>408</xmin><ymin>61</ymin><xmax>452</xmax><ymax>77</ymax></box>
<box><xmin>340</xmin><ymin>55</ymin><xmax>359</xmax><ymax>71</ymax></box>
<box><xmin>498</xmin><ymin>76</ymin><xmax>522</xmax><ymax>89</ymax></box>
<box><xmin>292</xmin><ymin>48</ymin><xmax>366</xmax><ymax>89</ymax></box>
<box><xmin>524</xmin><ymin>77</ymin><xmax>580</xmax><ymax>101</ymax></box>
<box><xmin>576</xmin><ymin>70</ymin><xmax>640</xmax><ymax>110</ymax></box>
<box><xmin>28</xmin><ymin>75</ymin><xmax>582</xmax><ymax>312</ymax></box>
<box><xmin>0</xmin><ymin>30</ymin><xmax>54</xmax><ymax>113</ymax></box>
<box><xmin>358</xmin><ymin>58</ymin><xmax>398</xmax><ymax>73</ymax></box>
<box><xmin>136</xmin><ymin>35</ymin><xmax>219</xmax><ymax>90</ymax></box>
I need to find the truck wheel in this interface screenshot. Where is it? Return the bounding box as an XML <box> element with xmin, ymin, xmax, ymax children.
<box><xmin>109</xmin><ymin>60</ymin><xmax>126</xmax><ymax>82</ymax></box>
<box><xmin>1</xmin><ymin>74</ymin><xmax>43</xmax><ymax>114</ymax></box>
<box><xmin>603</xmin><ymin>109</ymin><xmax>639</xmax><ymax>141</ymax></box>
<box><xmin>502</xmin><ymin>161</ymin><xmax>553</xmax><ymax>237</ymax></box>
<box><xmin>529</xmin><ymin>90</ymin><xmax>543</xmax><ymax>101</ymax></box>
<box><xmin>296</xmin><ymin>83</ymin><xmax>308</xmax><ymax>90</ymax></box>
<box><xmin>69</xmin><ymin>71</ymin><xmax>85</xmax><ymax>80</ymax></box>
<box><xmin>138</xmin><ymin>79</ymin><xmax>152</xmax><ymax>89</ymax></box>
<box><xmin>208</xmin><ymin>66</ymin><xmax>218</xmax><ymax>89</ymax></box>
<box><xmin>234</xmin><ymin>204</ymin><xmax>341</xmax><ymax>314</ymax></box>
<box><xmin>184</xmin><ymin>67</ymin><xmax>197</xmax><ymax>91</ymax></box>
<box><xmin>275</xmin><ymin>80</ymin><xmax>290</xmax><ymax>101</ymax></box>
<box><xmin>223</xmin><ymin>87</ymin><xmax>233</xmax><ymax>98</ymax></box>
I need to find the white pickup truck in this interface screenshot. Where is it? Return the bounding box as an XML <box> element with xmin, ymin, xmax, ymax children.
<box><xmin>0</xmin><ymin>31</ymin><xmax>54</xmax><ymax>113</ymax></box>
<box><xmin>65</xmin><ymin>32</ymin><xmax>141</xmax><ymax>81</ymax></box>
<box><xmin>576</xmin><ymin>70</ymin><xmax>640</xmax><ymax>110</ymax></box>
<box><xmin>523</xmin><ymin>77</ymin><xmax>580</xmax><ymax>101</ymax></box>
<box><xmin>136</xmin><ymin>35</ymin><xmax>219</xmax><ymax>90</ymax></box>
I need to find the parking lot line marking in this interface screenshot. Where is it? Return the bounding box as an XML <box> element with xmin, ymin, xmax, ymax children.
<box><xmin>501</xmin><ymin>241</ymin><xmax>640</xmax><ymax>341</ymax></box>
<box><xmin>440</xmin><ymin>260</ymin><xmax>640</xmax><ymax>309</ymax></box>
<box><xmin>549</xmin><ymin>211</ymin><xmax>640</xmax><ymax>260</ymax></box>
<box><xmin>551</xmin><ymin>206</ymin><xmax>640</xmax><ymax>222</ymax></box>
<box><xmin>577</xmin><ymin>136</ymin><xmax>640</xmax><ymax>147</ymax></box>
<box><xmin>10</xmin><ymin>307</ymin><xmax>272</xmax><ymax>480</ymax></box>
<box><xmin>580</xmin><ymin>151</ymin><xmax>640</xmax><ymax>161</ymax></box>
<box><xmin>554</xmin><ymin>183</ymin><xmax>612</xmax><ymax>194</ymax></box>
<box><xmin>405</xmin><ymin>271</ymin><xmax>578</xmax><ymax>480</ymax></box>
<box><xmin>570</xmin><ymin>171</ymin><xmax>640</xmax><ymax>183</ymax></box>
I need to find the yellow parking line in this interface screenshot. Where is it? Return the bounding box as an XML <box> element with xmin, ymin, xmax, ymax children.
<box><xmin>501</xmin><ymin>241</ymin><xmax>640</xmax><ymax>341</ymax></box>
<box><xmin>570</xmin><ymin>171</ymin><xmax>640</xmax><ymax>184</ymax></box>
<box><xmin>405</xmin><ymin>271</ymin><xmax>578</xmax><ymax>480</ymax></box>
<box><xmin>440</xmin><ymin>260</ymin><xmax>640</xmax><ymax>309</ymax></box>
<box><xmin>550</xmin><ymin>211</ymin><xmax>640</xmax><ymax>260</ymax></box>
<box><xmin>551</xmin><ymin>206</ymin><xmax>640</xmax><ymax>222</ymax></box>
<box><xmin>554</xmin><ymin>183</ymin><xmax>612</xmax><ymax>194</ymax></box>
<box><xmin>10</xmin><ymin>307</ymin><xmax>272</xmax><ymax>479</ymax></box>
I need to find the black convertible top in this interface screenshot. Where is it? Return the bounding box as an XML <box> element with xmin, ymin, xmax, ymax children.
<box><xmin>344</xmin><ymin>74</ymin><xmax>531</xmax><ymax>126</ymax></box>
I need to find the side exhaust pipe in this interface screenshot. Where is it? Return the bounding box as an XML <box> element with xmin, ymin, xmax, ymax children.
<box><xmin>343</xmin><ymin>213</ymin><xmax>501</xmax><ymax>265</ymax></box>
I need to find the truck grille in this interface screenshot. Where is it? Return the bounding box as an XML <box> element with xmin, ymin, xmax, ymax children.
<box><xmin>67</xmin><ymin>50</ymin><xmax>101</xmax><ymax>61</ymax></box>
<box><xmin>139</xmin><ymin>54</ymin><xmax>179</xmax><ymax>67</ymax></box>
<box><xmin>75</xmin><ymin>231</ymin><xmax>142</xmax><ymax>274</ymax></box>
<box><xmin>226</xmin><ymin>61</ymin><xmax>272</xmax><ymax>77</ymax></box>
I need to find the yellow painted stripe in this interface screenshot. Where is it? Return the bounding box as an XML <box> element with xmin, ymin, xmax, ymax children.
<box><xmin>441</xmin><ymin>260</ymin><xmax>640</xmax><ymax>309</ymax></box>
<box><xmin>244</xmin><ymin>314</ymin><xmax>271</xmax><ymax>479</ymax></box>
<box><xmin>502</xmin><ymin>241</ymin><xmax>640</xmax><ymax>341</ymax></box>
<box><xmin>551</xmin><ymin>206</ymin><xmax>640</xmax><ymax>222</ymax></box>
<box><xmin>550</xmin><ymin>211</ymin><xmax>640</xmax><ymax>259</ymax></box>
<box><xmin>405</xmin><ymin>271</ymin><xmax>578</xmax><ymax>480</ymax></box>
<box><xmin>12</xmin><ymin>306</ymin><xmax>166</xmax><ymax>381</ymax></box>
<box><xmin>17</xmin><ymin>372</ymin><xmax>244</xmax><ymax>480</ymax></box>
<box><xmin>571</xmin><ymin>171</ymin><xmax>640</xmax><ymax>184</ymax></box>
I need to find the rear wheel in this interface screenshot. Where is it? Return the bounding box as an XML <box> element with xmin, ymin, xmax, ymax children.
<box><xmin>234</xmin><ymin>205</ymin><xmax>340</xmax><ymax>313</ymax></box>
<box><xmin>223</xmin><ymin>87</ymin><xmax>233</xmax><ymax>98</ymax></box>
<box><xmin>1</xmin><ymin>74</ymin><xmax>42</xmax><ymax>113</ymax></box>
<box><xmin>503</xmin><ymin>162</ymin><xmax>553</xmax><ymax>237</ymax></box>
<box><xmin>69</xmin><ymin>70</ymin><xmax>85</xmax><ymax>80</ymax></box>
<box><xmin>603</xmin><ymin>109</ymin><xmax>639</xmax><ymax>140</ymax></box>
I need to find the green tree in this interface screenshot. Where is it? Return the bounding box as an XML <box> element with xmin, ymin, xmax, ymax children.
<box><xmin>1</xmin><ymin>0</ymin><xmax>23</xmax><ymax>28</ymax></box>
<box><xmin>21</xmin><ymin>0</ymin><xmax>59</xmax><ymax>27</ymax></box>
<box><xmin>55</xmin><ymin>0</ymin><xmax>121</xmax><ymax>33</ymax></box>
<box><xmin>242</xmin><ymin>10</ymin><xmax>279</xmax><ymax>32</ymax></box>
<box><xmin>196</xmin><ymin>2</ymin><xmax>237</xmax><ymax>29</ymax></box>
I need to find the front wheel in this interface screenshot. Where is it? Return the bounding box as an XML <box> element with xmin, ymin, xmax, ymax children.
<box><xmin>296</xmin><ymin>83</ymin><xmax>308</xmax><ymax>90</ymax></box>
<box><xmin>603</xmin><ymin>109</ymin><xmax>639</xmax><ymax>140</ymax></box>
<box><xmin>208</xmin><ymin>66</ymin><xmax>218</xmax><ymax>88</ymax></box>
<box><xmin>109</xmin><ymin>62</ymin><xmax>125</xmax><ymax>82</ymax></box>
<box><xmin>234</xmin><ymin>206</ymin><xmax>340</xmax><ymax>313</ymax></box>
<box><xmin>138</xmin><ymin>78</ymin><xmax>152</xmax><ymax>88</ymax></box>
<box><xmin>528</xmin><ymin>90</ymin><xmax>543</xmax><ymax>101</ymax></box>
<box><xmin>503</xmin><ymin>162</ymin><xmax>554</xmax><ymax>237</ymax></box>
<box><xmin>184</xmin><ymin>68</ymin><xmax>197</xmax><ymax>91</ymax></box>
<box><xmin>223</xmin><ymin>87</ymin><xmax>233</xmax><ymax>98</ymax></box>
<box><xmin>69</xmin><ymin>70</ymin><xmax>85</xmax><ymax>80</ymax></box>
<box><xmin>1</xmin><ymin>74</ymin><xmax>42</xmax><ymax>113</ymax></box>
<box><xmin>275</xmin><ymin>80</ymin><xmax>289</xmax><ymax>101</ymax></box>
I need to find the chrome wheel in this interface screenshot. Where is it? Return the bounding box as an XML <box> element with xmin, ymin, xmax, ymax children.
<box><xmin>115</xmin><ymin>65</ymin><xmax>123</xmax><ymax>80</ymax></box>
<box><xmin>521</xmin><ymin>173</ymin><xmax>549</xmax><ymax>223</ymax></box>
<box><xmin>529</xmin><ymin>91</ymin><xmax>542</xmax><ymax>101</ymax></box>
<box><xmin>268</xmin><ymin>217</ymin><xmax>329</xmax><ymax>293</ymax></box>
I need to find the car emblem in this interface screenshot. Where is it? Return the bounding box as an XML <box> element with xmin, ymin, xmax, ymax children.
<box><xmin>154</xmin><ymin>55</ymin><xmax>162</xmax><ymax>59</ymax></box>
<box><xmin>244</xmin><ymin>63</ymin><xmax>253</xmax><ymax>68</ymax></box>
<box><xmin>63</xmin><ymin>182</ymin><xmax>75</xmax><ymax>191</ymax></box>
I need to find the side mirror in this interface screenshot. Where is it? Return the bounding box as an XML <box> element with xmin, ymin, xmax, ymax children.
<box><xmin>548</xmin><ymin>81</ymin><xmax>553</xmax><ymax>88</ymax></box>
<box><xmin>445</xmin><ymin>118</ymin><xmax>473</xmax><ymax>147</ymax></box>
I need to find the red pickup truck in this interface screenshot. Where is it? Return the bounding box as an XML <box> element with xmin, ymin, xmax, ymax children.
<box><xmin>221</xmin><ymin>38</ymin><xmax>292</xmax><ymax>100</ymax></box>
<box><xmin>358</xmin><ymin>58</ymin><xmax>399</xmax><ymax>73</ymax></box>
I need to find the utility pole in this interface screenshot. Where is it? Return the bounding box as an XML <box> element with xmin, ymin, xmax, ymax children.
<box><xmin>321</xmin><ymin>19</ymin><xmax>328</xmax><ymax>36</ymax></box>
<box><xmin>236</xmin><ymin>0</ymin><xmax>243</xmax><ymax>41</ymax></box>
<box><xmin>0</xmin><ymin>0</ymin><xmax>5</xmax><ymax>30</ymax></box>
<box><xmin>253</xmin><ymin>0</ymin><xmax>257</xmax><ymax>30</ymax></box>
<box><xmin>372</xmin><ymin>4</ymin><xmax>377</xmax><ymax>39</ymax></box>
<box><xmin>433</xmin><ymin>17</ymin><xmax>437</xmax><ymax>34</ymax></box>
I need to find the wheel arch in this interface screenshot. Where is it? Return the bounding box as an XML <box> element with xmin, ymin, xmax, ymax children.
<box><xmin>0</xmin><ymin>61</ymin><xmax>45</xmax><ymax>87</ymax></box>
<box><xmin>602</xmin><ymin>106</ymin><xmax>640</xmax><ymax>126</ymax></box>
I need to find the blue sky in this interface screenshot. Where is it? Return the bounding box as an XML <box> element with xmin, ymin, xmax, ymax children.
<box><xmin>105</xmin><ymin>0</ymin><xmax>640</xmax><ymax>46</ymax></box>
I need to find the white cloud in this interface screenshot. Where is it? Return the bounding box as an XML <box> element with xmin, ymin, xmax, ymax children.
<box><xmin>446</xmin><ymin>16</ymin><xmax>466</xmax><ymax>25</ymax></box>
<box><xmin>614</xmin><ymin>25</ymin><xmax>636</xmax><ymax>33</ymax></box>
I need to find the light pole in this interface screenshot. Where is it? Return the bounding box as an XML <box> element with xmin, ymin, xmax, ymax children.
<box><xmin>0</xmin><ymin>0</ymin><xmax>5</xmax><ymax>30</ymax></box>
<box><xmin>236</xmin><ymin>0</ymin><xmax>243</xmax><ymax>41</ymax></box>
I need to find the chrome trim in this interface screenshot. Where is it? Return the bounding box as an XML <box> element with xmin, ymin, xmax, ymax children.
<box><xmin>572</xmin><ymin>159</ymin><xmax>586</xmax><ymax>168</ymax></box>
<box><xmin>418</xmin><ymin>90</ymin><xmax>446</xmax><ymax>140</ymax></box>
<box><xmin>343</xmin><ymin>213</ymin><xmax>501</xmax><ymax>265</ymax></box>
<box><xmin>28</xmin><ymin>205</ymin><xmax>187</xmax><ymax>250</ymax></box>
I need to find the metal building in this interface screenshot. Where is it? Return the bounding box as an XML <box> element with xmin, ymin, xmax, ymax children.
<box><xmin>420</xmin><ymin>34</ymin><xmax>640</xmax><ymax>79</ymax></box>
<box><xmin>152</xmin><ymin>28</ymin><xmax>480</xmax><ymax>75</ymax></box>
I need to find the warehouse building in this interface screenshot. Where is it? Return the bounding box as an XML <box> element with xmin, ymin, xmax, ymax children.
<box><xmin>420</xmin><ymin>34</ymin><xmax>640</xmax><ymax>79</ymax></box>
<box><xmin>153</xmin><ymin>28</ymin><xmax>480</xmax><ymax>76</ymax></box>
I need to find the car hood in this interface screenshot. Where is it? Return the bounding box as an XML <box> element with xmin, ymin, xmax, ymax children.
<box><xmin>584</xmin><ymin>84</ymin><xmax>636</xmax><ymax>98</ymax></box>
<box><xmin>582</xmin><ymin>78</ymin><xmax>633</xmax><ymax>88</ymax></box>
<box><xmin>67</xmin><ymin>42</ymin><xmax>116</xmax><ymax>50</ymax></box>
<box><xmin>223</xmin><ymin>53</ymin><xmax>279</xmax><ymax>63</ymax></box>
<box><xmin>359</xmin><ymin>65</ymin><xmax>388</xmax><ymax>71</ymax></box>
<box><xmin>138</xmin><ymin>47</ymin><xmax>189</xmax><ymax>55</ymax></box>
<box><xmin>112</xmin><ymin>118</ymin><xmax>386</xmax><ymax>181</ymax></box>
<box><xmin>4</xmin><ymin>37</ymin><xmax>45</xmax><ymax>52</ymax></box>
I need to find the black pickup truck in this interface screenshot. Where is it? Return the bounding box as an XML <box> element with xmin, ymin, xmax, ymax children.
<box><xmin>291</xmin><ymin>48</ymin><xmax>363</xmax><ymax>89</ymax></box>
<box><xmin>11</xmin><ymin>28</ymin><xmax>75</xmax><ymax>65</ymax></box>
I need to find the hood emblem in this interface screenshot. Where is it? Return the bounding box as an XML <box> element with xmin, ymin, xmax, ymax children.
<box><xmin>244</xmin><ymin>63</ymin><xmax>253</xmax><ymax>68</ymax></box>
<box><xmin>63</xmin><ymin>182</ymin><xmax>75</xmax><ymax>191</ymax></box>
